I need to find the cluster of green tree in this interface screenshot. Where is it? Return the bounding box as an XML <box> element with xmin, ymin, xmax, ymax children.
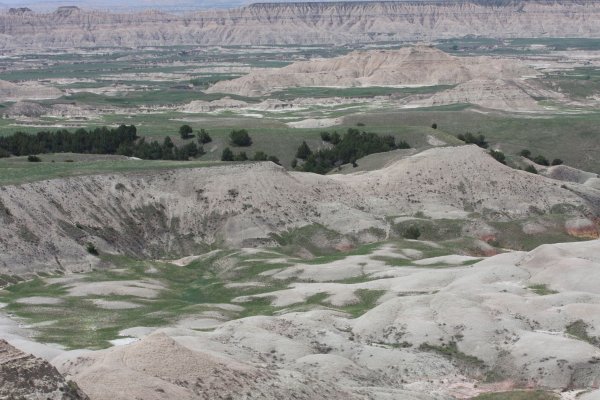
<box><xmin>519</xmin><ymin>149</ymin><xmax>563</xmax><ymax>166</ymax></box>
<box><xmin>456</xmin><ymin>132</ymin><xmax>488</xmax><ymax>148</ymax></box>
<box><xmin>0</xmin><ymin>125</ymin><xmax>204</xmax><ymax>161</ymax></box>
<box><xmin>229</xmin><ymin>129</ymin><xmax>252</xmax><ymax>146</ymax></box>
<box><xmin>120</xmin><ymin>137</ymin><xmax>202</xmax><ymax>160</ymax></box>
<box><xmin>296</xmin><ymin>128</ymin><xmax>410</xmax><ymax>174</ymax></box>
<box><xmin>0</xmin><ymin>125</ymin><xmax>138</xmax><ymax>157</ymax></box>
<box><xmin>221</xmin><ymin>147</ymin><xmax>279</xmax><ymax>164</ymax></box>
<box><xmin>179</xmin><ymin>125</ymin><xmax>212</xmax><ymax>144</ymax></box>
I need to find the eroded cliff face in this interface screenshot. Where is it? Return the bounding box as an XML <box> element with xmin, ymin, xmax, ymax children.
<box><xmin>0</xmin><ymin>1</ymin><xmax>598</xmax><ymax>48</ymax></box>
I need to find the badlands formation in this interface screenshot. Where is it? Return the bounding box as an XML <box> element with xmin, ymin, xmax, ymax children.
<box><xmin>207</xmin><ymin>46</ymin><xmax>535</xmax><ymax>97</ymax></box>
<box><xmin>0</xmin><ymin>145</ymin><xmax>598</xmax><ymax>275</ymax></box>
<box><xmin>0</xmin><ymin>147</ymin><xmax>600</xmax><ymax>399</ymax></box>
<box><xmin>0</xmin><ymin>1</ymin><xmax>599</xmax><ymax>48</ymax></box>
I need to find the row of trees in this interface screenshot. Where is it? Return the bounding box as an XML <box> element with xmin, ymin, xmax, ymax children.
<box><xmin>296</xmin><ymin>128</ymin><xmax>410</xmax><ymax>174</ymax></box>
<box><xmin>0</xmin><ymin>125</ymin><xmax>139</xmax><ymax>157</ymax></box>
<box><xmin>221</xmin><ymin>147</ymin><xmax>279</xmax><ymax>164</ymax></box>
<box><xmin>0</xmin><ymin>125</ymin><xmax>206</xmax><ymax>161</ymax></box>
<box><xmin>519</xmin><ymin>149</ymin><xmax>563</xmax><ymax>166</ymax></box>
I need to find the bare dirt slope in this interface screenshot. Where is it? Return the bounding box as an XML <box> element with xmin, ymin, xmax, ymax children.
<box><xmin>0</xmin><ymin>145</ymin><xmax>598</xmax><ymax>275</ymax></box>
<box><xmin>207</xmin><ymin>46</ymin><xmax>535</xmax><ymax>97</ymax></box>
<box><xmin>0</xmin><ymin>339</ymin><xmax>89</xmax><ymax>399</ymax></box>
<box><xmin>0</xmin><ymin>1</ymin><xmax>599</xmax><ymax>48</ymax></box>
<box><xmin>56</xmin><ymin>239</ymin><xmax>600</xmax><ymax>399</ymax></box>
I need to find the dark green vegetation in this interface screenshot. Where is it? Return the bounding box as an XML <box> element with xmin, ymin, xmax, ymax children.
<box><xmin>298</xmin><ymin>128</ymin><xmax>410</xmax><ymax>173</ymax></box>
<box><xmin>0</xmin><ymin>125</ymin><xmax>204</xmax><ymax>161</ymax></box>
<box><xmin>566</xmin><ymin>320</ymin><xmax>600</xmax><ymax>347</ymax></box>
<box><xmin>456</xmin><ymin>132</ymin><xmax>488</xmax><ymax>148</ymax></box>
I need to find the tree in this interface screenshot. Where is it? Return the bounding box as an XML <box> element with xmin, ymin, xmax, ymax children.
<box><xmin>330</xmin><ymin>132</ymin><xmax>341</xmax><ymax>145</ymax></box>
<box><xmin>525</xmin><ymin>164</ymin><xmax>538</xmax><ymax>174</ymax></box>
<box><xmin>253</xmin><ymin>151</ymin><xmax>268</xmax><ymax>161</ymax></box>
<box><xmin>291</xmin><ymin>158</ymin><xmax>298</xmax><ymax>168</ymax></box>
<box><xmin>551</xmin><ymin>158</ymin><xmax>564</xmax><ymax>166</ymax></box>
<box><xmin>229</xmin><ymin>129</ymin><xmax>252</xmax><ymax>146</ymax></box>
<box><xmin>456</xmin><ymin>132</ymin><xmax>488</xmax><ymax>148</ymax></box>
<box><xmin>532</xmin><ymin>155</ymin><xmax>549</xmax><ymax>166</ymax></box>
<box><xmin>431</xmin><ymin>123</ymin><xmax>437</xmax><ymax>129</ymax></box>
<box><xmin>267</xmin><ymin>155</ymin><xmax>280</xmax><ymax>165</ymax></box>
<box><xmin>489</xmin><ymin>149</ymin><xmax>506</xmax><ymax>164</ymax></box>
<box><xmin>179</xmin><ymin>125</ymin><xmax>193</xmax><ymax>139</ymax></box>
<box><xmin>221</xmin><ymin>147</ymin><xmax>234</xmax><ymax>161</ymax></box>
<box><xmin>320</xmin><ymin>131</ymin><xmax>331</xmax><ymax>142</ymax></box>
<box><xmin>234</xmin><ymin>151</ymin><xmax>248</xmax><ymax>161</ymax></box>
<box><xmin>27</xmin><ymin>155</ymin><xmax>41</xmax><ymax>162</ymax></box>
<box><xmin>519</xmin><ymin>149</ymin><xmax>531</xmax><ymax>158</ymax></box>
<box><xmin>403</xmin><ymin>225</ymin><xmax>421</xmax><ymax>240</ymax></box>
<box><xmin>198</xmin><ymin>129</ymin><xmax>212</xmax><ymax>144</ymax></box>
<box><xmin>296</xmin><ymin>141</ymin><xmax>312</xmax><ymax>159</ymax></box>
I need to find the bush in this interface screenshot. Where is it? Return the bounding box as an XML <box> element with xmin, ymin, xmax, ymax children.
<box><xmin>296</xmin><ymin>141</ymin><xmax>312</xmax><ymax>159</ymax></box>
<box><xmin>488</xmin><ymin>149</ymin><xmax>506</xmax><ymax>164</ymax></box>
<box><xmin>229</xmin><ymin>129</ymin><xmax>252</xmax><ymax>146</ymax></box>
<box><xmin>525</xmin><ymin>164</ymin><xmax>538</xmax><ymax>174</ymax></box>
<box><xmin>330</xmin><ymin>132</ymin><xmax>341</xmax><ymax>145</ymax></box>
<box><xmin>519</xmin><ymin>149</ymin><xmax>531</xmax><ymax>158</ymax></box>
<box><xmin>267</xmin><ymin>155</ymin><xmax>280</xmax><ymax>165</ymax></box>
<box><xmin>0</xmin><ymin>148</ymin><xmax>9</xmax><ymax>158</ymax></box>
<box><xmin>456</xmin><ymin>132</ymin><xmax>488</xmax><ymax>148</ymax></box>
<box><xmin>431</xmin><ymin>123</ymin><xmax>437</xmax><ymax>129</ymax></box>
<box><xmin>85</xmin><ymin>242</ymin><xmax>99</xmax><ymax>256</ymax></box>
<box><xmin>532</xmin><ymin>155</ymin><xmax>549</xmax><ymax>166</ymax></box>
<box><xmin>27</xmin><ymin>155</ymin><xmax>41</xmax><ymax>162</ymax></box>
<box><xmin>291</xmin><ymin>158</ymin><xmax>298</xmax><ymax>168</ymax></box>
<box><xmin>551</xmin><ymin>158</ymin><xmax>564</xmax><ymax>166</ymax></box>
<box><xmin>320</xmin><ymin>132</ymin><xmax>331</xmax><ymax>142</ymax></box>
<box><xmin>179</xmin><ymin>124</ymin><xmax>193</xmax><ymax>139</ymax></box>
<box><xmin>221</xmin><ymin>147</ymin><xmax>234</xmax><ymax>161</ymax></box>
<box><xmin>403</xmin><ymin>225</ymin><xmax>421</xmax><ymax>240</ymax></box>
<box><xmin>234</xmin><ymin>151</ymin><xmax>248</xmax><ymax>161</ymax></box>
<box><xmin>253</xmin><ymin>151</ymin><xmax>268</xmax><ymax>161</ymax></box>
<box><xmin>198</xmin><ymin>129</ymin><xmax>212</xmax><ymax>144</ymax></box>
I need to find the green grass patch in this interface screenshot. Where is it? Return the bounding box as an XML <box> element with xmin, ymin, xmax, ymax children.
<box><xmin>566</xmin><ymin>320</ymin><xmax>600</xmax><ymax>347</ymax></box>
<box><xmin>528</xmin><ymin>283</ymin><xmax>558</xmax><ymax>296</ymax></box>
<box><xmin>471</xmin><ymin>391</ymin><xmax>559</xmax><ymax>400</ymax></box>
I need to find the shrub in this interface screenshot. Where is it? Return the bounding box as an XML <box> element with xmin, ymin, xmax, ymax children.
<box><xmin>356</xmin><ymin>122</ymin><xmax>365</xmax><ymax>127</ymax></box>
<box><xmin>268</xmin><ymin>155</ymin><xmax>280</xmax><ymax>165</ymax></box>
<box><xmin>525</xmin><ymin>164</ymin><xmax>538</xmax><ymax>174</ymax></box>
<box><xmin>85</xmin><ymin>242</ymin><xmax>99</xmax><ymax>256</ymax></box>
<box><xmin>0</xmin><ymin>148</ymin><xmax>9</xmax><ymax>158</ymax></box>
<box><xmin>551</xmin><ymin>158</ymin><xmax>564</xmax><ymax>166</ymax></box>
<box><xmin>532</xmin><ymin>155</ymin><xmax>549</xmax><ymax>166</ymax></box>
<box><xmin>519</xmin><ymin>149</ymin><xmax>531</xmax><ymax>158</ymax></box>
<box><xmin>320</xmin><ymin>131</ymin><xmax>331</xmax><ymax>142</ymax></box>
<box><xmin>234</xmin><ymin>151</ymin><xmax>248</xmax><ymax>161</ymax></box>
<box><xmin>403</xmin><ymin>225</ymin><xmax>421</xmax><ymax>240</ymax></box>
<box><xmin>296</xmin><ymin>141</ymin><xmax>312</xmax><ymax>159</ymax></box>
<box><xmin>253</xmin><ymin>151</ymin><xmax>268</xmax><ymax>161</ymax></box>
<box><xmin>179</xmin><ymin>124</ymin><xmax>193</xmax><ymax>139</ymax></box>
<box><xmin>330</xmin><ymin>132</ymin><xmax>341</xmax><ymax>145</ymax></box>
<box><xmin>221</xmin><ymin>147</ymin><xmax>234</xmax><ymax>161</ymax></box>
<box><xmin>431</xmin><ymin>123</ymin><xmax>437</xmax><ymax>129</ymax></box>
<box><xmin>291</xmin><ymin>158</ymin><xmax>298</xmax><ymax>168</ymax></box>
<box><xmin>27</xmin><ymin>155</ymin><xmax>41</xmax><ymax>162</ymax></box>
<box><xmin>229</xmin><ymin>129</ymin><xmax>252</xmax><ymax>146</ymax></box>
<box><xmin>456</xmin><ymin>132</ymin><xmax>488</xmax><ymax>148</ymax></box>
<box><xmin>198</xmin><ymin>129</ymin><xmax>212</xmax><ymax>144</ymax></box>
<box><xmin>488</xmin><ymin>149</ymin><xmax>506</xmax><ymax>164</ymax></box>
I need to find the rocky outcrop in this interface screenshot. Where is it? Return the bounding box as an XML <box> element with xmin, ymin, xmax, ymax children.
<box><xmin>0</xmin><ymin>339</ymin><xmax>89</xmax><ymax>400</ymax></box>
<box><xmin>0</xmin><ymin>1</ymin><xmax>599</xmax><ymax>48</ymax></box>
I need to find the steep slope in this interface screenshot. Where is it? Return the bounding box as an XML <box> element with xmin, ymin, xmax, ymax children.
<box><xmin>0</xmin><ymin>1</ymin><xmax>599</xmax><ymax>49</ymax></box>
<box><xmin>0</xmin><ymin>80</ymin><xmax>62</xmax><ymax>102</ymax></box>
<box><xmin>0</xmin><ymin>145</ymin><xmax>598</xmax><ymax>275</ymax></box>
<box><xmin>206</xmin><ymin>46</ymin><xmax>535</xmax><ymax>96</ymax></box>
<box><xmin>0</xmin><ymin>339</ymin><xmax>89</xmax><ymax>400</ymax></box>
